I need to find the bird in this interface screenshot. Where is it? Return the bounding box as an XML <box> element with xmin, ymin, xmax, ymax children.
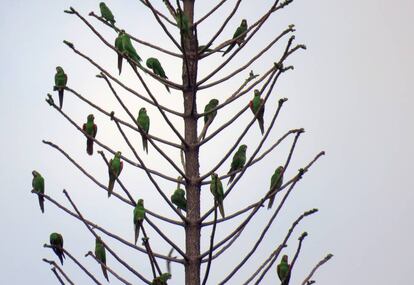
<box><xmin>82</xmin><ymin>114</ymin><xmax>97</xmax><ymax>155</ymax></box>
<box><xmin>227</xmin><ymin>144</ymin><xmax>247</xmax><ymax>184</ymax></box>
<box><xmin>171</xmin><ymin>187</ymin><xmax>187</xmax><ymax>212</ymax></box>
<box><xmin>249</xmin><ymin>89</ymin><xmax>265</xmax><ymax>134</ymax></box>
<box><xmin>108</xmin><ymin>151</ymin><xmax>123</xmax><ymax>197</ymax></box>
<box><xmin>133</xmin><ymin>199</ymin><xmax>146</xmax><ymax>244</ymax></box>
<box><xmin>277</xmin><ymin>254</ymin><xmax>291</xmax><ymax>285</ymax></box>
<box><xmin>99</xmin><ymin>2</ymin><xmax>116</xmax><ymax>25</ymax></box>
<box><xmin>267</xmin><ymin>166</ymin><xmax>284</xmax><ymax>209</ymax></box>
<box><xmin>50</xmin><ymin>232</ymin><xmax>65</xmax><ymax>265</ymax></box>
<box><xmin>32</xmin><ymin>170</ymin><xmax>45</xmax><ymax>213</ymax></box>
<box><xmin>95</xmin><ymin>236</ymin><xmax>109</xmax><ymax>281</ymax></box>
<box><xmin>202</xmin><ymin>99</ymin><xmax>219</xmax><ymax>139</ymax></box>
<box><xmin>222</xmin><ymin>19</ymin><xmax>248</xmax><ymax>56</ymax></box>
<box><xmin>146</xmin><ymin>57</ymin><xmax>171</xmax><ymax>93</ymax></box>
<box><xmin>152</xmin><ymin>273</ymin><xmax>172</xmax><ymax>285</ymax></box>
<box><xmin>54</xmin><ymin>66</ymin><xmax>67</xmax><ymax>109</ymax></box>
<box><xmin>137</xmin><ymin>107</ymin><xmax>150</xmax><ymax>153</ymax></box>
<box><xmin>210</xmin><ymin>173</ymin><xmax>225</xmax><ymax>218</ymax></box>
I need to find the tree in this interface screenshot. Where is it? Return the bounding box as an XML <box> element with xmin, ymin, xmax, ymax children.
<box><xmin>33</xmin><ymin>1</ymin><xmax>332</xmax><ymax>284</ymax></box>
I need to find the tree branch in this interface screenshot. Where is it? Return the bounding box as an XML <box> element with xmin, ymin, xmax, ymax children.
<box><xmin>43</xmin><ymin>258</ymin><xmax>75</xmax><ymax>285</ymax></box>
<box><xmin>301</xmin><ymin>254</ymin><xmax>334</xmax><ymax>285</ymax></box>
<box><xmin>194</xmin><ymin>0</ymin><xmax>228</xmax><ymax>26</ymax></box>
<box><xmin>138</xmin><ymin>0</ymin><xmax>178</xmax><ymax>26</ymax></box>
<box><xmin>201</xmin><ymin>206</ymin><xmax>218</xmax><ymax>285</ymax></box>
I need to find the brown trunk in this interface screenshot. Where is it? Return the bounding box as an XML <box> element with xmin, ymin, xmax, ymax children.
<box><xmin>182</xmin><ymin>1</ymin><xmax>200</xmax><ymax>285</ymax></box>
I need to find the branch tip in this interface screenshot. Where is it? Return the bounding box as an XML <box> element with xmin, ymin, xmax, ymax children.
<box><xmin>64</xmin><ymin>9</ymin><xmax>75</xmax><ymax>14</ymax></box>
<box><xmin>110</xmin><ymin>111</ymin><xmax>115</xmax><ymax>120</ymax></box>
<box><xmin>305</xmin><ymin>208</ymin><xmax>318</xmax><ymax>215</ymax></box>
<box><xmin>299</xmin><ymin>231</ymin><xmax>308</xmax><ymax>240</ymax></box>
<box><xmin>46</xmin><ymin>93</ymin><xmax>54</xmax><ymax>106</ymax></box>
<box><xmin>88</xmin><ymin>11</ymin><xmax>95</xmax><ymax>16</ymax></box>
<box><xmin>63</xmin><ymin>40</ymin><xmax>74</xmax><ymax>48</ymax></box>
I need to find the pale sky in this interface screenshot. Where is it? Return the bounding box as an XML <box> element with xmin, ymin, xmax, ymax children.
<box><xmin>1</xmin><ymin>0</ymin><xmax>413</xmax><ymax>284</ymax></box>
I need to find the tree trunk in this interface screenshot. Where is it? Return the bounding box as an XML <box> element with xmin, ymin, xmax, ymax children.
<box><xmin>182</xmin><ymin>1</ymin><xmax>201</xmax><ymax>285</ymax></box>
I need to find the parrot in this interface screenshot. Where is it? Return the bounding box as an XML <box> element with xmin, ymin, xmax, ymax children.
<box><xmin>95</xmin><ymin>237</ymin><xmax>109</xmax><ymax>281</ymax></box>
<box><xmin>115</xmin><ymin>30</ymin><xmax>125</xmax><ymax>74</ymax></box>
<box><xmin>54</xmin><ymin>66</ymin><xmax>68</xmax><ymax>109</ymax></box>
<box><xmin>50</xmin><ymin>232</ymin><xmax>65</xmax><ymax>265</ymax></box>
<box><xmin>175</xmin><ymin>8</ymin><xmax>189</xmax><ymax>36</ymax></box>
<box><xmin>32</xmin><ymin>170</ymin><xmax>45</xmax><ymax>213</ymax></box>
<box><xmin>277</xmin><ymin>255</ymin><xmax>291</xmax><ymax>285</ymax></box>
<box><xmin>152</xmin><ymin>273</ymin><xmax>172</xmax><ymax>285</ymax></box>
<box><xmin>82</xmin><ymin>114</ymin><xmax>97</xmax><ymax>155</ymax></box>
<box><xmin>121</xmin><ymin>31</ymin><xmax>142</xmax><ymax>67</ymax></box>
<box><xmin>108</xmin><ymin>151</ymin><xmax>123</xmax><ymax>197</ymax></box>
<box><xmin>249</xmin><ymin>89</ymin><xmax>265</xmax><ymax>135</ymax></box>
<box><xmin>227</xmin><ymin>144</ymin><xmax>247</xmax><ymax>184</ymax></box>
<box><xmin>210</xmin><ymin>173</ymin><xmax>225</xmax><ymax>218</ymax></box>
<box><xmin>267</xmin><ymin>166</ymin><xmax>284</xmax><ymax>209</ymax></box>
<box><xmin>202</xmin><ymin>99</ymin><xmax>219</xmax><ymax>139</ymax></box>
<box><xmin>171</xmin><ymin>187</ymin><xmax>187</xmax><ymax>212</ymax></box>
<box><xmin>222</xmin><ymin>19</ymin><xmax>248</xmax><ymax>57</ymax></box>
<box><xmin>99</xmin><ymin>2</ymin><xmax>115</xmax><ymax>25</ymax></box>
<box><xmin>137</xmin><ymin>108</ymin><xmax>150</xmax><ymax>153</ymax></box>
<box><xmin>146</xmin><ymin>57</ymin><xmax>170</xmax><ymax>93</ymax></box>
<box><xmin>133</xmin><ymin>199</ymin><xmax>146</xmax><ymax>244</ymax></box>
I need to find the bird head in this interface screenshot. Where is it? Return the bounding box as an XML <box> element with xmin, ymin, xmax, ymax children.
<box><xmin>56</xmin><ymin>66</ymin><xmax>64</xmax><ymax>73</ymax></box>
<box><xmin>146</xmin><ymin>58</ymin><xmax>154</xmax><ymax>69</ymax></box>
<box><xmin>115</xmin><ymin>151</ymin><xmax>122</xmax><ymax>158</ymax></box>
<box><xmin>254</xmin><ymin>89</ymin><xmax>260</xmax><ymax>97</ymax></box>
<box><xmin>87</xmin><ymin>114</ymin><xmax>95</xmax><ymax>122</ymax></box>
<box><xmin>210</xmin><ymin>99</ymin><xmax>219</xmax><ymax>107</ymax></box>
<box><xmin>139</xmin><ymin>107</ymin><xmax>147</xmax><ymax>115</ymax></box>
<box><xmin>138</xmin><ymin>199</ymin><xmax>144</xmax><ymax>206</ymax></box>
<box><xmin>241</xmin><ymin>19</ymin><xmax>247</xmax><ymax>27</ymax></box>
<box><xmin>211</xmin><ymin>173</ymin><xmax>218</xmax><ymax>180</ymax></box>
<box><xmin>99</xmin><ymin>2</ymin><xmax>105</xmax><ymax>8</ymax></box>
<box><xmin>239</xmin><ymin>144</ymin><xmax>247</xmax><ymax>152</ymax></box>
<box><xmin>282</xmin><ymin>255</ymin><xmax>288</xmax><ymax>262</ymax></box>
<box><xmin>32</xmin><ymin>170</ymin><xmax>39</xmax><ymax>177</ymax></box>
<box><xmin>277</xmin><ymin>166</ymin><xmax>284</xmax><ymax>173</ymax></box>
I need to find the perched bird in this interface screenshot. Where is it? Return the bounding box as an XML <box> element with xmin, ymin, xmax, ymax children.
<box><xmin>222</xmin><ymin>19</ymin><xmax>248</xmax><ymax>56</ymax></box>
<box><xmin>137</xmin><ymin>108</ymin><xmax>150</xmax><ymax>153</ymax></box>
<box><xmin>133</xmin><ymin>199</ymin><xmax>146</xmax><ymax>244</ymax></box>
<box><xmin>50</xmin><ymin>232</ymin><xmax>65</xmax><ymax>265</ymax></box>
<box><xmin>54</xmin><ymin>66</ymin><xmax>68</xmax><ymax>109</ymax></box>
<box><xmin>277</xmin><ymin>255</ymin><xmax>291</xmax><ymax>285</ymax></box>
<box><xmin>82</xmin><ymin>114</ymin><xmax>97</xmax><ymax>155</ymax></box>
<box><xmin>210</xmin><ymin>173</ymin><xmax>225</xmax><ymax>218</ymax></box>
<box><xmin>99</xmin><ymin>2</ymin><xmax>115</xmax><ymax>25</ymax></box>
<box><xmin>32</xmin><ymin>170</ymin><xmax>45</xmax><ymax>213</ymax></box>
<box><xmin>121</xmin><ymin>31</ymin><xmax>142</xmax><ymax>67</ymax></box>
<box><xmin>171</xmin><ymin>187</ymin><xmax>187</xmax><ymax>212</ymax></box>
<box><xmin>152</xmin><ymin>273</ymin><xmax>172</xmax><ymax>285</ymax></box>
<box><xmin>95</xmin><ymin>237</ymin><xmax>109</xmax><ymax>281</ymax></box>
<box><xmin>108</xmin><ymin>151</ymin><xmax>123</xmax><ymax>197</ymax></box>
<box><xmin>146</xmin><ymin>57</ymin><xmax>170</xmax><ymax>93</ymax></box>
<box><xmin>202</xmin><ymin>99</ymin><xmax>219</xmax><ymax>139</ymax></box>
<box><xmin>227</xmin><ymin>144</ymin><xmax>247</xmax><ymax>184</ymax></box>
<box><xmin>249</xmin><ymin>89</ymin><xmax>265</xmax><ymax>134</ymax></box>
<box><xmin>175</xmin><ymin>8</ymin><xmax>189</xmax><ymax>36</ymax></box>
<box><xmin>115</xmin><ymin>30</ymin><xmax>125</xmax><ymax>74</ymax></box>
<box><xmin>268</xmin><ymin>166</ymin><xmax>284</xmax><ymax>209</ymax></box>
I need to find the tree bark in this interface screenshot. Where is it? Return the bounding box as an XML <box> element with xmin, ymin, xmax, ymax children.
<box><xmin>182</xmin><ymin>1</ymin><xmax>201</xmax><ymax>285</ymax></box>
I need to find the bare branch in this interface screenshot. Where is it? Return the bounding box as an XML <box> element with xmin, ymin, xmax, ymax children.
<box><xmin>194</xmin><ymin>0</ymin><xmax>228</xmax><ymax>26</ymax></box>
<box><xmin>201</xmin><ymin>206</ymin><xmax>218</xmax><ymax>285</ymax></box>
<box><xmin>138</xmin><ymin>0</ymin><xmax>178</xmax><ymax>26</ymax></box>
<box><xmin>51</xmin><ymin>267</ymin><xmax>65</xmax><ymax>285</ymax></box>
<box><xmin>301</xmin><ymin>254</ymin><xmax>334</xmax><ymax>285</ymax></box>
<box><xmin>43</xmin><ymin>258</ymin><xmax>75</xmax><ymax>285</ymax></box>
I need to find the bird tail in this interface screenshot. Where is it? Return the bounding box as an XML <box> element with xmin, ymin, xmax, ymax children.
<box><xmin>222</xmin><ymin>43</ymin><xmax>235</xmax><ymax>57</ymax></box>
<box><xmin>218</xmin><ymin>201</ymin><xmax>225</xmax><ymax>218</ymax></box>
<box><xmin>86</xmin><ymin>138</ymin><xmax>94</xmax><ymax>155</ymax></box>
<box><xmin>258</xmin><ymin>118</ymin><xmax>265</xmax><ymax>135</ymax></box>
<box><xmin>142</xmin><ymin>136</ymin><xmax>148</xmax><ymax>154</ymax></box>
<box><xmin>134</xmin><ymin>223</ymin><xmax>141</xmax><ymax>245</ymax></box>
<box><xmin>58</xmin><ymin>250</ymin><xmax>65</xmax><ymax>265</ymax></box>
<box><xmin>118</xmin><ymin>55</ymin><xmax>123</xmax><ymax>75</ymax></box>
<box><xmin>38</xmin><ymin>195</ymin><xmax>45</xmax><ymax>213</ymax></box>
<box><xmin>101</xmin><ymin>264</ymin><xmax>109</xmax><ymax>281</ymax></box>
<box><xmin>165</xmin><ymin>84</ymin><xmax>171</xmax><ymax>93</ymax></box>
<box><xmin>58</xmin><ymin>89</ymin><xmax>64</xmax><ymax>109</ymax></box>
<box><xmin>227</xmin><ymin>174</ymin><xmax>235</xmax><ymax>185</ymax></box>
<box><xmin>108</xmin><ymin>178</ymin><xmax>115</xmax><ymax>197</ymax></box>
<box><xmin>267</xmin><ymin>194</ymin><xmax>276</xmax><ymax>209</ymax></box>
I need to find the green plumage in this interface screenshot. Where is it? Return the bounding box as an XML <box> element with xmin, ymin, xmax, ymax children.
<box><xmin>175</xmin><ymin>9</ymin><xmax>189</xmax><ymax>36</ymax></box>
<box><xmin>210</xmin><ymin>173</ymin><xmax>225</xmax><ymax>218</ymax></box>
<box><xmin>50</xmin><ymin>232</ymin><xmax>65</xmax><ymax>265</ymax></box>
<box><xmin>249</xmin><ymin>89</ymin><xmax>265</xmax><ymax>134</ymax></box>
<box><xmin>108</xmin><ymin>151</ymin><xmax>123</xmax><ymax>197</ymax></box>
<box><xmin>82</xmin><ymin>114</ymin><xmax>97</xmax><ymax>155</ymax></box>
<box><xmin>99</xmin><ymin>2</ymin><xmax>115</xmax><ymax>25</ymax></box>
<box><xmin>152</xmin><ymin>273</ymin><xmax>172</xmax><ymax>285</ymax></box>
<box><xmin>202</xmin><ymin>99</ymin><xmax>219</xmax><ymax>139</ymax></box>
<box><xmin>146</xmin><ymin>57</ymin><xmax>170</xmax><ymax>93</ymax></box>
<box><xmin>54</xmin><ymin>66</ymin><xmax>67</xmax><ymax>109</ymax></box>
<box><xmin>277</xmin><ymin>255</ymin><xmax>291</xmax><ymax>285</ymax></box>
<box><xmin>95</xmin><ymin>237</ymin><xmax>109</xmax><ymax>281</ymax></box>
<box><xmin>116</xmin><ymin>31</ymin><xmax>142</xmax><ymax>69</ymax></box>
<box><xmin>32</xmin><ymin>170</ymin><xmax>45</xmax><ymax>213</ymax></box>
<box><xmin>171</xmin><ymin>188</ymin><xmax>187</xmax><ymax>212</ymax></box>
<box><xmin>137</xmin><ymin>108</ymin><xmax>150</xmax><ymax>153</ymax></box>
<box><xmin>268</xmin><ymin>166</ymin><xmax>284</xmax><ymax>209</ymax></box>
<box><xmin>222</xmin><ymin>19</ymin><xmax>248</xmax><ymax>56</ymax></box>
<box><xmin>133</xmin><ymin>199</ymin><xmax>146</xmax><ymax>244</ymax></box>
<box><xmin>115</xmin><ymin>31</ymin><xmax>125</xmax><ymax>74</ymax></box>
<box><xmin>227</xmin><ymin>144</ymin><xmax>247</xmax><ymax>184</ymax></box>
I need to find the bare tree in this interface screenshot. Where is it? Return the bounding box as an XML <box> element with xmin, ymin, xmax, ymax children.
<box><xmin>34</xmin><ymin>1</ymin><xmax>332</xmax><ymax>284</ymax></box>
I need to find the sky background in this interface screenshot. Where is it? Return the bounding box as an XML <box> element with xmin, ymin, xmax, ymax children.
<box><xmin>1</xmin><ymin>0</ymin><xmax>413</xmax><ymax>284</ymax></box>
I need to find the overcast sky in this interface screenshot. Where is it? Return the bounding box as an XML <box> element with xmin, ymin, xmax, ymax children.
<box><xmin>1</xmin><ymin>0</ymin><xmax>413</xmax><ymax>284</ymax></box>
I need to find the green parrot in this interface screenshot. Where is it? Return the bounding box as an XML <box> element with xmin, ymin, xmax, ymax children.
<box><xmin>175</xmin><ymin>8</ymin><xmax>189</xmax><ymax>36</ymax></box>
<box><xmin>222</xmin><ymin>19</ymin><xmax>248</xmax><ymax>57</ymax></box>
<box><xmin>277</xmin><ymin>254</ymin><xmax>291</xmax><ymax>285</ymax></box>
<box><xmin>210</xmin><ymin>173</ymin><xmax>225</xmax><ymax>218</ymax></box>
<box><xmin>227</xmin><ymin>144</ymin><xmax>247</xmax><ymax>184</ymax></box>
<box><xmin>32</xmin><ymin>170</ymin><xmax>45</xmax><ymax>213</ymax></box>
<box><xmin>202</xmin><ymin>99</ymin><xmax>219</xmax><ymax>139</ymax></box>
<box><xmin>249</xmin><ymin>89</ymin><xmax>265</xmax><ymax>135</ymax></box>
<box><xmin>115</xmin><ymin>30</ymin><xmax>125</xmax><ymax>74</ymax></box>
<box><xmin>50</xmin><ymin>232</ymin><xmax>65</xmax><ymax>265</ymax></box>
<box><xmin>95</xmin><ymin>237</ymin><xmax>109</xmax><ymax>281</ymax></box>
<box><xmin>108</xmin><ymin>151</ymin><xmax>123</xmax><ymax>197</ymax></box>
<box><xmin>121</xmin><ymin>31</ymin><xmax>142</xmax><ymax>67</ymax></box>
<box><xmin>137</xmin><ymin>107</ymin><xmax>150</xmax><ymax>153</ymax></box>
<box><xmin>146</xmin><ymin>57</ymin><xmax>170</xmax><ymax>93</ymax></box>
<box><xmin>99</xmin><ymin>2</ymin><xmax>115</xmax><ymax>25</ymax></box>
<box><xmin>133</xmin><ymin>199</ymin><xmax>146</xmax><ymax>244</ymax></box>
<box><xmin>171</xmin><ymin>187</ymin><xmax>187</xmax><ymax>212</ymax></box>
<box><xmin>54</xmin><ymin>66</ymin><xmax>68</xmax><ymax>109</ymax></box>
<box><xmin>82</xmin><ymin>114</ymin><xmax>97</xmax><ymax>155</ymax></box>
<box><xmin>268</xmin><ymin>166</ymin><xmax>284</xmax><ymax>209</ymax></box>
<box><xmin>152</xmin><ymin>273</ymin><xmax>172</xmax><ymax>285</ymax></box>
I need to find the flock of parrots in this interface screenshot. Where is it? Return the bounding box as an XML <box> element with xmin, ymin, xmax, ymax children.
<box><xmin>32</xmin><ymin>2</ymin><xmax>291</xmax><ymax>284</ymax></box>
